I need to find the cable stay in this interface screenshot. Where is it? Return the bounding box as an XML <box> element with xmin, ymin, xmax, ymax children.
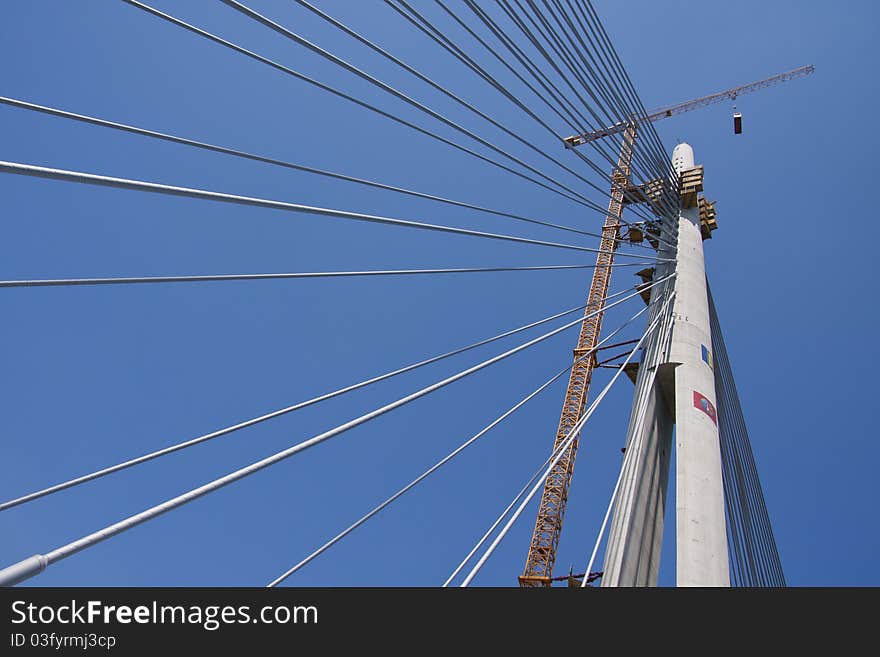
<box><xmin>0</xmin><ymin>160</ymin><xmax>674</xmax><ymax>261</ymax></box>
<box><xmin>0</xmin><ymin>95</ymin><xmax>641</xmax><ymax>243</ymax></box>
<box><xmin>488</xmin><ymin>0</ymin><xmax>680</xmax><ymax>223</ymax></box>
<box><xmin>268</xmin><ymin>301</ymin><xmax>653</xmax><ymax>586</ymax></box>
<box><xmin>446</xmin><ymin>0</ymin><xmax>679</xmax><ymax>244</ymax></box>
<box><xmin>0</xmin><ymin>281</ymin><xmax>660</xmax><ymax>514</ymax></box>
<box><xmin>388</xmin><ymin>0</ymin><xmax>677</xmax><ymax>236</ymax></box>
<box><xmin>0</xmin><ymin>0</ymin><xmax>796</xmax><ymax>591</ymax></box>
<box><xmin>570</xmin><ymin>0</ymin><xmax>675</xmax><ymax>170</ymax></box>
<box><xmin>0</xmin><ymin>264</ymin><xmax>639</xmax><ymax>290</ymax></box>
<box><xmin>515</xmin><ymin>0</ymin><xmax>679</xmax><ymax>215</ymax></box>
<box><xmin>577</xmin><ymin>284</ymin><xmax>678</xmax><ymax>586</ymax></box>
<box><xmin>543</xmin><ymin>0</ymin><xmax>659</xmax><ymax>162</ymax></box>
<box><xmin>281</xmin><ymin>0</ymin><xmax>668</xmax><ymax>226</ymax></box>
<box><xmin>221</xmin><ymin>0</ymin><xmax>610</xmax><ymax>208</ymax></box>
<box><xmin>121</xmin><ymin>0</ymin><xmax>615</xmax><ymax>214</ymax></box>
<box><xmin>0</xmin><ymin>274</ymin><xmax>674</xmax><ymax>586</ymax></box>
<box><xmin>709</xmin><ymin>286</ymin><xmax>785</xmax><ymax>587</ymax></box>
<box><xmin>453</xmin><ymin>288</ymin><xmax>676</xmax><ymax>586</ymax></box>
<box><xmin>435</xmin><ymin>0</ymin><xmax>674</xmax><ymax>193</ymax></box>
<box><xmin>462</xmin><ymin>0</ymin><xmax>675</xmax><ymax>198</ymax></box>
<box><xmin>490</xmin><ymin>0</ymin><xmax>673</xmax><ymax>188</ymax></box>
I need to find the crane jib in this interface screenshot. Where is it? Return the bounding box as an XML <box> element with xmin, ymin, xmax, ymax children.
<box><xmin>563</xmin><ymin>65</ymin><xmax>814</xmax><ymax>147</ymax></box>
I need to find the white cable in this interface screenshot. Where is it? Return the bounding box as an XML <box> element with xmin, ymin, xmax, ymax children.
<box><xmin>441</xmin><ymin>302</ymin><xmax>651</xmax><ymax>587</ymax></box>
<box><xmin>0</xmin><ymin>275</ymin><xmax>673</xmax><ymax>585</ymax></box>
<box><xmin>0</xmin><ymin>162</ymin><xmax>671</xmax><ymax>262</ymax></box>
<box><xmin>458</xmin><ymin>288</ymin><xmax>675</xmax><ymax>586</ymax></box>
<box><xmin>0</xmin><ymin>290</ymin><xmax>633</xmax><ymax>512</ymax></box>
<box><xmin>580</xmin><ymin>289</ymin><xmax>677</xmax><ymax>586</ymax></box>
<box><xmin>591</xmin><ymin>272</ymin><xmax>675</xmax><ymax>573</ymax></box>
<box><xmin>0</xmin><ymin>264</ymin><xmax>634</xmax><ymax>288</ymax></box>
<box><xmin>267</xmin><ymin>302</ymin><xmax>652</xmax><ymax>586</ymax></box>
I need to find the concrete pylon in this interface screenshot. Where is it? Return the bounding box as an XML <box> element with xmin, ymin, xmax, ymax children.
<box><xmin>602</xmin><ymin>143</ymin><xmax>729</xmax><ymax>587</ymax></box>
<box><xmin>669</xmin><ymin>143</ymin><xmax>729</xmax><ymax>586</ymax></box>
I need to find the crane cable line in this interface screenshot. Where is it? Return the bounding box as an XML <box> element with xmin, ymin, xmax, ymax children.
<box><xmin>456</xmin><ymin>288</ymin><xmax>676</xmax><ymax>586</ymax></box>
<box><xmin>0</xmin><ymin>160</ymin><xmax>675</xmax><ymax>261</ymax></box>
<box><xmin>0</xmin><ymin>263</ymin><xmax>641</xmax><ymax>290</ymax></box>
<box><xmin>284</xmin><ymin>0</ymin><xmax>660</xmax><ymax>229</ymax></box>
<box><xmin>0</xmin><ymin>96</ymin><xmax>647</xmax><ymax>245</ymax></box>
<box><xmin>0</xmin><ymin>274</ymin><xmax>675</xmax><ymax>586</ymax></box>
<box><xmin>267</xmin><ymin>301</ymin><xmax>653</xmax><ymax>586</ymax></box>
<box><xmin>120</xmin><ymin>0</ymin><xmax>607</xmax><ymax>214</ymax></box>
<box><xmin>0</xmin><ymin>281</ymin><xmax>653</xmax><ymax>513</ymax></box>
<box><xmin>392</xmin><ymin>0</ymin><xmax>676</xmax><ymax>235</ymax></box>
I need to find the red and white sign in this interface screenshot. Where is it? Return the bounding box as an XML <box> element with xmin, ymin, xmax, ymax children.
<box><xmin>693</xmin><ymin>391</ymin><xmax>717</xmax><ymax>426</ymax></box>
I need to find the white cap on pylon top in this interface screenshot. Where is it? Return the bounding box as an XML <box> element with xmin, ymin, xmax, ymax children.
<box><xmin>672</xmin><ymin>142</ymin><xmax>695</xmax><ymax>173</ymax></box>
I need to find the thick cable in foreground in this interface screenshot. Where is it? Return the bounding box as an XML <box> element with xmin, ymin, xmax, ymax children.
<box><xmin>0</xmin><ymin>160</ymin><xmax>671</xmax><ymax>262</ymax></box>
<box><xmin>457</xmin><ymin>288</ymin><xmax>675</xmax><ymax>586</ymax></box>
<box><xmin>0</xmin><ymin>264</ymin><xmax>628</xmax><ymax>289</ymax></box>
<box><xmin>579</xmin><ymin>290</ymin><xmax>677</xmax><ymax>586</ymax></box>
<box><xmin>439</xmin><ymin>301</ymin><xmax>653</xmax><ymax>587</ymax></box>
<box><xmin>0</xmin><ymin>95</ymin><xmax>631</xmax><ymax>242</ymax></box>
<box><xmin>0</xmin><ymin>284</ymin><xmax>661</xmax><ymax>513</ymax></box>
<box><xmin>268</xmin><ymin>302</ymin><xmax>651</xmax><ymax>586</ymax></box>
<box><xmin>0</xmin><ymin>276</ymin><xmax>673</xmax><ymax>585</ymax></box>
<box><xmin>121</xmin><ymin>0</ymin><xmax>604</xmax><ymax>211</ymax></box>
<box><xmin>0</xmin><ymin>296</ymin><xmax>606</xmax><ymax>511</ymax></box>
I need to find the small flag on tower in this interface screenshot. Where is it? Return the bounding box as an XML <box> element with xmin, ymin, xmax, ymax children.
<box><xmin>701</xmin><ymin>344</ymin><xmax>713</xmax><ymax>369</ymax></box>
<box><xmin>693</xmin><ymin>391</ymin><xmax>717</xmax><ymax>425</ymax></box>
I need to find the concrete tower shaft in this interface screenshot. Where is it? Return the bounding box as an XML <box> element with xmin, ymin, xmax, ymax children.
<box><xmin>671</xmin><ymin>143</ymin><xmax>730</xmax><ymax>587</ymax></box>
<box><xmin>602</xmin><ymin>143</ymin><xmax>729</xmax><ymax>587</ymax></box>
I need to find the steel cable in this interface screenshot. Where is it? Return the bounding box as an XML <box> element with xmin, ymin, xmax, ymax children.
<box><xmin>0</xmin><ymin>275</ymin><xmax>674</xmax><ymax>585</ymax></box>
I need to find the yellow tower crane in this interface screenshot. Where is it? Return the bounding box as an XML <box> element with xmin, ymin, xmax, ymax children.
<box><xmin>519</xmin><ymin>65</ymin><xmax>814</xmax><ymax>587</ymax></box>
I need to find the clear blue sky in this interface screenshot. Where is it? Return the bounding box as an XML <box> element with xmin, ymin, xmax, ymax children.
<box><xmin>0</xmin><ymin>0</ymin><xmax>876</xmax><ymax>587</ymax></box>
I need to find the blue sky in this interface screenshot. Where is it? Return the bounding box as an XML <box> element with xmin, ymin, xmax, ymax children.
<box><xmin>0</xmin><ymin>0</ymin><xmax>876</xmax><ymax>587</ymax></box>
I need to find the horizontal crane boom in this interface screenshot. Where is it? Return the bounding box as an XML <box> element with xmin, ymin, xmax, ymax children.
<box><xmin>564</xmin><ymin>65</ymin><xmax>814</xmax><ymax>147</ymax></box>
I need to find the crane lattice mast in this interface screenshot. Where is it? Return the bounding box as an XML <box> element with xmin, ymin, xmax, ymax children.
<box><xmin>519</xmin><ymin>125</ymin><xmax>638</xmax><ymax>587</ymax></box>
